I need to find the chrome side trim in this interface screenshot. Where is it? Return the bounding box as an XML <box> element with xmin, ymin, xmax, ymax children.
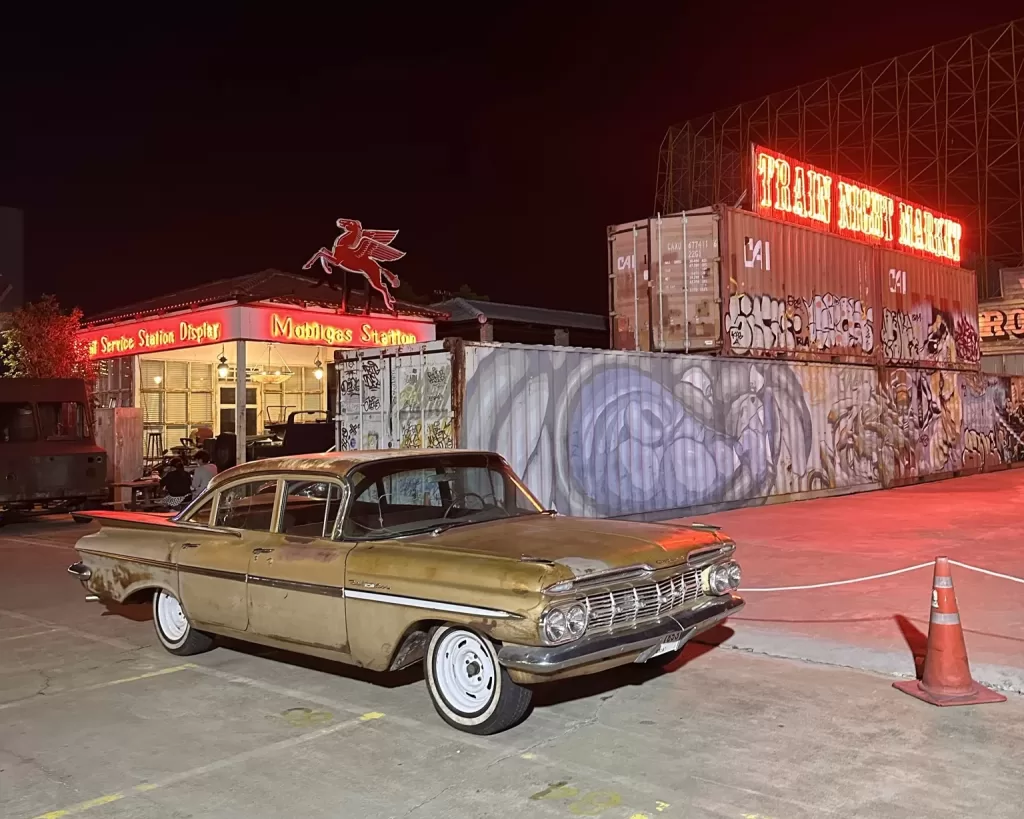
<box><xmin>345</xmin><ymin>589</ymin><xmax>519</xmax><ymax>619</ymax></box>
<box><xmin>249</xmin><ymin>575</ymin><xmax>346</xmax><ymax>598</ymax></box>
<box><xmin>77</xmin><ymin>550</ymin><xmax>175</xmax><ymax>571</ymax></box>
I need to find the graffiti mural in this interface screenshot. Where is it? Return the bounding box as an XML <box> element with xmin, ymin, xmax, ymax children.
<box><xmin>726</xmin><ymin>292</ymin><xmax>874</xmax><ymax>357</ymax></box>
<box><xmin>461</xmin><ymin>346</ymin><xmax>1024</xmax><ymax>518</ymax></box>
<box><xmin>881</xmin><ymin>306</ymin><xmax>981</xmax><ymax>368</ymax></box>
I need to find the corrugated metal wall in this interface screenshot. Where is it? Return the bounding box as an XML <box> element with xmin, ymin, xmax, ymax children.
<box><xmin>610</xmin><ymin>206</ymin><xmax>981</xmax><ymax>372</ymax></box>
<box><xmin>721</xmin><ymin>208</ymin><xmax>878</xmax><ymax>364</ymax></box>
<box><xmin>459</xmin><ymin>343</ymin><xmax>1023</xmax><ymax>519</ymax></box>
<box><xmin>335</xmin><ymin>341</ymin><xmax>1023</xmax><ymax>521</ymax></box>
<box><xmin>335</xmin><ymin>344</ymin><xmax>455</xmax><ymax>451</ymax></box>
<box><xmin>877</xmin><ymin>248</ymin><xmax>980</xmax><ymax>370</ymax></box>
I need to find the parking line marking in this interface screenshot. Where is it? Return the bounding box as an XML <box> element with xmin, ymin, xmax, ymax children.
<box><xmin>359</xmin><ymin>711</ymin><xmax>385</xmax><ymax>721</ymax></box>
<box><xmin>0</xmin><ymin>629</ymin><xmax>61</xmax><ymax>642</ymax></box>
<box><xmin>30</xmin><ymin>713</ymin><xmax>374</xmax><ymax>819</ymax></box>
<box><xmin>0</xmin><ymin>664</ymin><xmax>197</xmax><ymax>712</ymax></box>
<box><xmin>0</xmin><ymin>536</ymin><xmax>76</xmax><ymax>551</ymax></box>
<box><xmin>33</xmin><ymin>791</ymin><xmax>125</xmax><ymax>818</ymax></box>
<box><xmin>0</xmin><ymin>610</ymin><xmax>140</xmax><ymax>651</ymax></box>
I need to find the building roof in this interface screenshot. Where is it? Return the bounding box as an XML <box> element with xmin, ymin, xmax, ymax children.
<box><xmin>83</xmin><ymin>269</ymin><xmax>446</xmax><ymax>326</ymax></box>
<box><xmin>430</xmin><ymin>297</ymin><xmax>607</xmax><ymax>331</ymax></box>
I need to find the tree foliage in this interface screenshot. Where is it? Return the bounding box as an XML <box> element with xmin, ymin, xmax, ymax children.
<box><xmin>0</xmin><ymin>295</ymin><xmax>96</xmax><ymax>386</ymax></box>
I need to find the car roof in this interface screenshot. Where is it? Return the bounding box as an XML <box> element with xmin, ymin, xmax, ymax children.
<box><xmin>207</xmin><ymin>449</ymin><xmax>502</xmax><ymax>489</ymax></box>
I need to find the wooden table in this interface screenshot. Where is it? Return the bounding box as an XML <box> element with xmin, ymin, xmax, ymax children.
<box><xmin>110</xmin><ymin>479</ymin><xmax>163</xmax><ymax>512</ymax></box>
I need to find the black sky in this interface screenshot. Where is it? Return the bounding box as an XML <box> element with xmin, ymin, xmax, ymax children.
<box><xmin>2</xmin><ymin>3</ymin><xmax>1019</xmax><ymax>316</ymax></box>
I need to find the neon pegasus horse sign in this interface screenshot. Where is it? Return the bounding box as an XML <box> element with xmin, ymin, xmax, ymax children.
<box><xmin>303</xmin><ymin>218</ymin><xmax>405</xmax><ymax>311</ymax></box>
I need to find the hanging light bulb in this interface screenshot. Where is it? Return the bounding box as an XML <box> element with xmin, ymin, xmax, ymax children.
<box><xmin>153</xmin><ymin>375</ymin><xmax>163</xmax><ymax>385</ymax></box>
<box><xmin>217</xmin><ymin>347</ymin><xmax>229</xmax><ymax>379</ymax></box>
<box><xmin>313</xmin><ymin>348</ymin><xmax>324</xmax><ymax>380</ymax></box>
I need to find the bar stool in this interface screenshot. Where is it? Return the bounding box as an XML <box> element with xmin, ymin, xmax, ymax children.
<box><xmin>145</xmin><ymin>431</ymin><xmax>164</xmax><ymax>466</ymax></box>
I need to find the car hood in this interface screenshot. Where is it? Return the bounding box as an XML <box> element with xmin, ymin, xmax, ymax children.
<box><xmin>410</xmin><ymin>515</ymin><xmax>729</xmax><ymax>578</ymax></box>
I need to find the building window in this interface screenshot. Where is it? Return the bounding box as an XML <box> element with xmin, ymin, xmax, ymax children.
<box><xmin>141</xmin><ymin>359</ymin><xmax>215</xmax><ymax>452</ymax></box>
<box><xmin>94</xmin><ymin>357</ymin><xmax>135</xmax><ymax>409</ymax></box>
<box><xmin>262</xmin><ymin>367</ymin><xmax>325</xmax><ymax>424</ymax></box>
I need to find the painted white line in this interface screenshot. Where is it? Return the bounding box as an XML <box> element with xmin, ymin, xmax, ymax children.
<box><xmin>0</xmin><ymin>628</ymin><xmax>61</xmax><ymax>642</ymax></box>
<box><xmin>0</xmin><ymin>536</ymin><xmax>77</xmax><ymax>551</ymax></box>
<box><xmin>29</xmin><ymin>714</ymin><xmax>370</xmax><ymax>819</ymax></box>
<box><xmin>0</xmin><ymin>664</ymin><xmax>198</xmax><ymax>712</ymax></box>
<box><xmin>0</xmin><ymin>609</ymin><xmax>141</xmax><ymax>651</ymax></box>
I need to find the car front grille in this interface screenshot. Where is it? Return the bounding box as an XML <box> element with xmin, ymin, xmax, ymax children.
<box><xmin>582</xmin><ymin>567</ymin><xmax>704</xmax><ymax>634</ymax></box>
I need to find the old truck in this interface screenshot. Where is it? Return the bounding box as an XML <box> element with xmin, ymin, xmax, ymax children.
<box><xmin>0</xmin><ymin>378</ymin><xmax>107</xmax><ymax>522</ymax></box>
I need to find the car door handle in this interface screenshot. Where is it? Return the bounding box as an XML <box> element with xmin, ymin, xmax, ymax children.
<box><xmin>181</xmin><ymin>542</ymin><xmax>201</xmax><ymax>549</ymax></box>
<box><xmin>252</xmin><ymin>548</ymin><xmax>274</xmax><ymax>554</ymax></box>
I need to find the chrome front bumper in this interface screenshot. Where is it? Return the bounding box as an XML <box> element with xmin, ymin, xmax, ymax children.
<box><xmin>497</xmin><ymin>594</ymin><xmax>744</xmax><ymax>675</ymax></box>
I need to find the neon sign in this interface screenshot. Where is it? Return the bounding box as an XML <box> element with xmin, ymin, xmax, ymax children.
<box><xmin>257</xmin><ymin>307</ymin><xmax>424</xmax><ymax>348</ymax></box>
<box><xmin>79</xmin><ymin>304</ymin><xmax>433</xmax><ymax>360</ymax></box>
<box><xmin>753</xmin><ymin>145</ymin><xmax>963</xmax><ymax>263</ymax></box>
<box><xmin>80</xmin><ymin>309</ymin><xmax>229</xmax><ymax>361</ymax></box>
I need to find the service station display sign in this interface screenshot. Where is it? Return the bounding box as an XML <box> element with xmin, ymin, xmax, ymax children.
<box><xmin>752</xmin><ymin>144</ymin><xmax>963</xmax><ymax>264</ymax></box>
<box><xmin>79</xmin><ymin>304</ymin><xmax>433</xmax><ymax>361</ymax></box>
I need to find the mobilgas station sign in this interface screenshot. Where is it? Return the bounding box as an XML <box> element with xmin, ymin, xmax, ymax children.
<box><xmin>79</xmin><ymin>303</ymin><xmax>434</xmax><ymax>361</ymax></box>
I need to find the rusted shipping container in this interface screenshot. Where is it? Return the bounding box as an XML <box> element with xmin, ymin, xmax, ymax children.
<box><xmin>608</xmin><ymin>211</ymin><xmax>721</xmax><ymax>353</ymax></box>
<box><xmin>877</xmin><ymin>249</ymin><xmax>980</xmax><ymax>371</ymax></box>
<box><xmin>608</xmin><ymin>220</ymin><xmax>652</xmax><ymax>351</ymax></box>
<box><xmin>609</xmin><ymin>204</ymin><xmax>979</xmax><ymax>370</ymax></box>
<box><xmin>720</xmin><ymin>207</ymin><xmax>878</xmax><ymax>364</ymax></box>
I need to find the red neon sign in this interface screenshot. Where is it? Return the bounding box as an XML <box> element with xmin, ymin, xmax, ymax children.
<box><xmin>752</xmin><ymin>145</ymin><xmax>963</xmax><ymax>264</ymax></box>
<box><xmin>79</xmin><ymin>307</ymin><xmax>231</xmax><ymax>361</ymax></box>
<box><xmin>79</xmin><ymin>305</ymin><xmax>433</xmax><ymax>360</ymax></box>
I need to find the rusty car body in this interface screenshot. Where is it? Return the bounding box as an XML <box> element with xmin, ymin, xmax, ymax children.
<box><xmin>69</xmin><ymin>449</ymin><xmax>744</xmax><ymax>734</ymax></box>
<box><xmin>1</xmin><ymin>378</ymin><xmax>107</xmax><ymax>521</ymax></box>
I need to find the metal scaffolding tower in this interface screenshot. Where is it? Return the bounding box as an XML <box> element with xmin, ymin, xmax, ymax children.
<box><xmin>656</xmin><ymin>19</ymin><xmax>1024</xmax><ymax>299</ymax></box>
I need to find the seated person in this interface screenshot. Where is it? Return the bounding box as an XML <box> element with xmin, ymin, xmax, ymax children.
<box><xmin>159</xmin><ymin>458</ymin><xmax>192</xmax><ymax>510</ymax></box>
<box><xmin>191</xmin><ymin>450</ymin><xmax>218</xmax><ymax>496</ymax></box>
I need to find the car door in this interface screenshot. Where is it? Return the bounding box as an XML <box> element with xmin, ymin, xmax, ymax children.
<box><xmin>246</xmin><ymin>477</ymin><xmax>353</xmax><ymax>654</ymax></box>
<box><xmin>173</xmin><ymin>477</ymin><xmax>280</xmax><ymax>632</ymax></box>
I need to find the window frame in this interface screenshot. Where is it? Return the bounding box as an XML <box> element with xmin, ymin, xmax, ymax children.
<box><xmin>338</xmin><ymin>453</ymin><xmax>543</xmax><ymax>542</ymax></box>
<box><xmin>274</xmin><ymin>474</ymin><xmax>348</xmax><ymax>540</ymax></box>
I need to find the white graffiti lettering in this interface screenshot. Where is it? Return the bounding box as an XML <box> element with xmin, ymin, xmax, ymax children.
<box><xmin>882</xmin><ymin>308</ymin><xmax>919</xmax><ymax>363</ymax></box>
<box><xmin>726</xmin><ymin>292</ymin><xmax>874</xmax><ymax>355</ymax></box>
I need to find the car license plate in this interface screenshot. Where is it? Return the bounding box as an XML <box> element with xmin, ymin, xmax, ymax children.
<box><xmin>651</xmin><ymin>637</ymin><xmax>685</xmax><ymax>658</ymax></box>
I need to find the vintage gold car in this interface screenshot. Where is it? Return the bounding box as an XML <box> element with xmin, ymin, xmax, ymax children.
<box><xmin>68</xmin><ymin>450</ymin><xmax>744</xmax><ymax>734</ymax></box>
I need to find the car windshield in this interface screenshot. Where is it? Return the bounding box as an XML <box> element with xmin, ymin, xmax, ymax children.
<box><xmin>342</xmin><ymin>454</ymin><xmax>543</xmax><ymax>540</ymax></box>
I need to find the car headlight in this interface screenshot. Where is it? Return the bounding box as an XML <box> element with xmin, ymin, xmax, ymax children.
<box><xmin>707</xmin><ymin>561</ymin><xmax>740</xmax><ymax>595</ymax></box>
<box><xmin>565</xmin><ymin>604</ymin><xmax>588</xmax><ymax>638</ymax></box>
<box><xmin>542</xmin><ymin>603</ymin><xmax>588</xmax><ymax>644</ymax></box>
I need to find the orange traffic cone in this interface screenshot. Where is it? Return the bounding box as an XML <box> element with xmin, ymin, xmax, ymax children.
<box><xmin>893</xmin><ymin>556</ymin><xmax>1006</xmax><ymax>706</ymax></box>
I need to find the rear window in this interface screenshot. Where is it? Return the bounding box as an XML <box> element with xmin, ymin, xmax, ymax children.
<box><xmin>37</xmin><ymin>402</ymin><xmax>88</xmax><ymax>440</ymax></box>
<box><xmin>0</xmin><ymin>403</ymin><xmax>37</xmax><ymax>443</ymax></box>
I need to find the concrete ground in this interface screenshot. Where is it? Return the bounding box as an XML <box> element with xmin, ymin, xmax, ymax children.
<box><xmin>2</xmin><ymin>505</ymin><xmax>1023</xmax><ymax>819</ymax></box>
<box><xmin>676</xmin><ymin>469</ymin><xmax>1024</xmax><ymax>695</ymax></box>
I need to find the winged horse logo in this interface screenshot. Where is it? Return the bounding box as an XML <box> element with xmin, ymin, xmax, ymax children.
<box><xmin>303</xmin><ymin>218</ymin><xmax>405</xmax><ymax>311</ymax></box>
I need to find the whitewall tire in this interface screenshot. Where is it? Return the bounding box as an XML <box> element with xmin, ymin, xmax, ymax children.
<box><xmin>153</xmin><ymin>589</ymin><xmax>214</xmax><ymax>656</ymax></box>
<box><xmin>424</xmin><ymin>625</ymin><xmax>531</xmax><ymax>735</ymax></box>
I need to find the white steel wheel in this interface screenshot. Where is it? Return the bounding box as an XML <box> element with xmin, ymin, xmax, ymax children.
<box><xmin>152</xmin><ymin>589</ymin><xmax>214</xmax><ymax>656</ymax></box>
<box><xmin>425</xmin><ymin>626</ymin><xmax>531</xmax><ymax>735</ymax></box>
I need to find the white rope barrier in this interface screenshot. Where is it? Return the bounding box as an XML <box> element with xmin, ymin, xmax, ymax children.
<box><xmin>741</xmin><ymin>560</ymin><xmax>1024</xmax><ymax>592</ymax></box>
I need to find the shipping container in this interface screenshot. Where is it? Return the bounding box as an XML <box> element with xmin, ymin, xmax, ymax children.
<box><xmin>607</xmin><ymin>220</ymin><xmax>652</xmax><ymax>351</ymax></box>
<box><xmin>877</xmin><ymin>248</ymin><xmax>980</xmax><ymax>371</ymax></box>
<box><xmin>609</xmin><ymin>205</ymin><xmax>979</xmax><ymax>370</ymax></box>
<box><xmin>336</xmin><ymin>340</ymin><xmax>1023</xmax><ymax>521</ymax></box>
<box><xmin>720</xmin><ymin>207</ymin><xmax>878</xmax><ymax>365</ymax></box>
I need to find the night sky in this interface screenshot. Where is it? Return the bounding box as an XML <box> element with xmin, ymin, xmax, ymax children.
<box><xmin>3</xmin><ymin>3</ymin><xmax>1018</xmax><ymax>317</ymax></box>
